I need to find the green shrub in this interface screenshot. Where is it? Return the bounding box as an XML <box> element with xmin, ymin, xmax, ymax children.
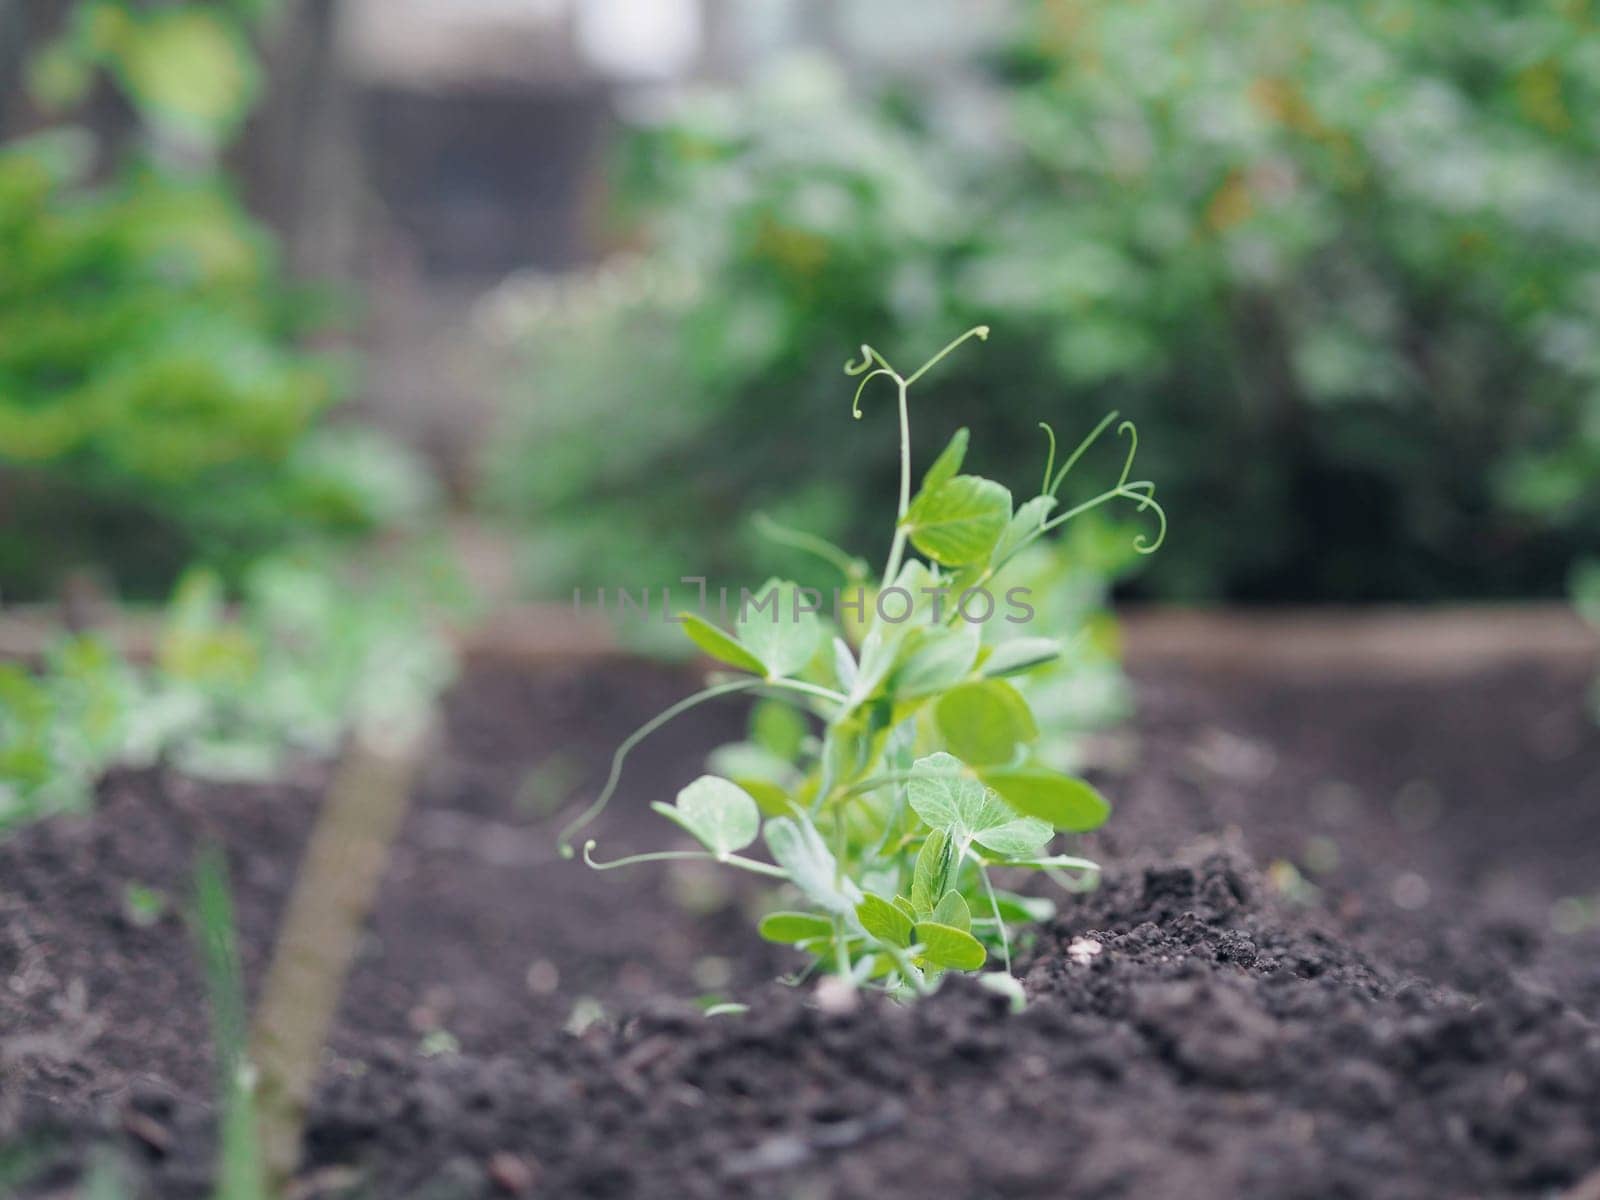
<box><xmin>1</xmin><ymin>1</ymin><xmax>432</xmax><ymax>600</ymax></box>
<box><xmin>490</xmin><ymin>0</ymin><xmax>1600</xmax><ymax>603</ymax></box>
<box><xmin>0</xmin><ymin>551</ymin><xmax>456</xmax><ymax>833</ymax></box>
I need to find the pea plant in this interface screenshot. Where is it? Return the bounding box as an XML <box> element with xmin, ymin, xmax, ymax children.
<box><xmin>560</xmin><ymin>328</ymin><xmax>1164</xmax><ymax>995</ymax></box>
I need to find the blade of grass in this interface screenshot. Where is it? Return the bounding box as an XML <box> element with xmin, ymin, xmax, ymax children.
<box><xmin>192</xmin><ymin>845</ymin><xmax>266</xmax><ymax>1200</ymax></box>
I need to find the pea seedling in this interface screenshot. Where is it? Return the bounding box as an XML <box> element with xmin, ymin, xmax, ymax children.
<box><xmin>561</xmin><ymin>327</ymin><xmax>1164</xmax><ymax>996</ymax></box>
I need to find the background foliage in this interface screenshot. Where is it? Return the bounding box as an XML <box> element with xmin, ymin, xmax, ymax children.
<box><xmin>489</xmin><ymin>0</ymin><xmax>1600</xmax><ymax>603</ymax></box>
<box><xmin>0</xmin><ymin>550</ymin><xmax>456</xmax><ymax>833</ymax></box>
<box><xmin>1</xmin><ymin>0</ymin><xmax>430</xmax><ymax>602</ymax></box>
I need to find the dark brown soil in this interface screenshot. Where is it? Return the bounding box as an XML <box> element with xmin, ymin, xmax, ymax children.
<box><xmin>2</xmin><ymin>657</ymin><xmax>1598</xmax><ymax>1198</ymax></box>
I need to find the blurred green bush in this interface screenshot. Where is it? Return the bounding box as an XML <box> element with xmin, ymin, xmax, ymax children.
<box><xmin>1</xmin><ymin>0</ymin><xmax>431</xmax><ymax>601</ymax></box>
<box><xmin>0</xmin><ymin>550</ymin><xmax>458</xmax><ymax>832</ymax></box>
<box><xmin>489</xmin><ymin>0</ymin><xmax>1599</xmax><ymax>603</ymax></box>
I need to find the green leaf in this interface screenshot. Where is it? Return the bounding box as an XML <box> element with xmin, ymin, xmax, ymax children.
<box><xmin>824</xmin><ymin>701</ymin><xmax>893</xmax><ymax>789</ymax></box>
<box><xmin>27</xmin><ymin>41</ymin><xmax>94</xmax><ymax>111</ymax></box>
<box><xmin>651</xmin><ymin>775</ymin><xmax>760</xmax><ymax>857</ymax></box>
<box><xmin>857</xmin><ymin>952</ymin><xmax>898</xmax><ymax>982</ymax></box>
<box><xmin>888</xmin><ymin>625</ymin><xmax>979</xmax><ymax>699</ymax></box>
<box><xmin>892</xmin><ymin>895</ymin><xmax>918</xmax><ymax>922</ymax></box>
<box><xmin>987</xmin><ymin>891</ymin><xmax>1057</xmax><ymax>924</ymax></box>
<box><xmin>933</xmin><ymin>889</ymin><xmax>972</xmax><ymax>932</ymax></box>
<box><xmin>972</xmin><ymin>816</ymin><xmax>1054</xmax><ymax>858</ymax></box>
<box><xmin>979</xmin><ymin>766</ymin><xmax>1110</xmax><ymax>832</ymax></box>
<box><xmin>758</xmin><ymin>911</ymin><xmax>834</xmax><ymax>945</ymax></box>
<box><xmin>904</xmin><ymin>476</ymin><xmax>1012</xmax><ymax>567</ymax></box>
<box><xmin>980</xmin><ymin>638</ymin><xmax>1063</xmax><ymax>678</ymax></box>
<box><xmin>906</xmin><ymin>752</ymin><xmax>997</xmax><ymax>834</ymax></box>
<box><xmin>915</xmin><ymin>921</ymin><xmax>987</xmax><ymax>971</ymax></box>
<box><xmin>765</xmin><ymin>816</ymin><xmax>860</xmax><ymax>914</ymax></box>
<box><xmin>935</xmin><ymin>679</ymin><xmax>1038</xmax><ymax>765</ymax></box>
<box><xmin>677</xmin><ymin>612</ymin><xmax>766</xmax><ymax>675</ymax></box>
<box><xmin>736</xmin><ymin>579</ymin><xmax>821</xmax><ymax>678</ymax></box>
<box><xmin>846</xmin><ymin>562</ymin><xmax>944</xmax><ymax>702</ymax></box>
<box><xmin>856</xmin><ymin>893</ymin><xmax>914</xmax><ymax>948</ymax></box>
<box><xmin>918</xmin><ymin>427</ymin><xmax>969</xmax><ymax>497</ymax></box>
<box><xmin>831</xmin><ymin>637</ymin><xmax>858</xmax><ymax>692</ymax></box>
<box><xmin>750</xmin><ymin>699</ymin><xmax>807</xmax><ymax>760</ymax></box>
<box><xmin>706</xmin><ymin>742</ymin><xmax>794</xmax><ymax>786</ymax></box>
<box><xmin>1003</xmin><ymin>854</ymin><xmax>1101</xmax><ymax>875</ymax></box>
<box><xmin>910</xmin><ymin>827</ymin><xmax>953</xmax><ymax>917</ymax></box>
<box><xmin>736</xmin><ymin>778</ymin><xmax>794</xmax><ymax>818</ymax></box>
<box><xmin>113</xmin><ymin>9</ymin><xmax>259</xmax><ymax>141</ymax></box>
<box><xmin>848</xmin><ymin>621</ymin><xmax>897</xmax><ymax>704</ymax></box>
<box><xmin>993</xmin><ymin>495</ymin><xmax>1057</xmax><ymax>564</ymax></box>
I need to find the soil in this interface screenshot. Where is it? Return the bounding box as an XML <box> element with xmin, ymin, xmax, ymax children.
<box><xmin>2</xmin><ymin>656</ymin><xmax>1598</xmax><ymax>1199</ymax></box>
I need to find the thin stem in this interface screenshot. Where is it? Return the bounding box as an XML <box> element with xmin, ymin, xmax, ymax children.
<box><xmin>1046</xmin><ymin>410</ymin><xmax>1120</xmax><ymax>498</ymax></box>
<box><xmin>987</xmin><ymin>477</ymin><xmax>1168</xmax><ymax>582</ymax></box>
<box><xmin>810</xmin><ymin>750</ymin><xmax>838</xmax><ymax>818</ymax></box>
<box><xmin>1037</xmin><ymin>484</ymin><xmax>1167</xmax><ymax>546</ymax></box>
<box><xmin>880</xmin><ymin>942</ymin><xmax>933</xmax><ymax>997</ymax></box>
<box><xmin>1045</xmin><ymin>862</ymin><xmax>1102</xmax><ymax>892</ymax></box>
<box><xmin>971</xmin><ymin>852</ymin><xmax>1012</xmax><ymax>976</ymax></box>
<box><xmin>850</xmin><ymin>367</ymin><xmax>898</xmax><ymax>418</ymax></box>
<box><xmin>751</xmin><ymin>513</ymin><xmax>866</xmax><ymax>580</ymax></box>
<box><xmin>881</xmin><ymin>375</ymin><xmax>912</xmax><ymax>585</ymax></box>
<box><xmin>864</xmin><ymin>777</ymin><xmax>911</xmax><ymax>861</ymax></box>
<box><xmin>1038</xmin><ymin>423</ymin><xmax>1058</xmax><ymax>496</ymax></box>
<box><xmin>763</xmin><ymin>678</ymin><xmax>850</xmax><ymax>706</ymax></box>
<box><xmin>839</xmin><ymin>768</ymin><xmax>964</xmax><ymax>800</ymax></box>
<box><xmin>844</xmin><ymin>343</ymin><xmax>896</xmax><ymax>377</ymax></box>
<box><xmin>903</xmin><ymin>325</ymin><xmax>990</xmax><ymax>387</ymax></box>
<box><xmin>994</xmin><ymin>487</ymin><xmax>1121</xmax><ymax>570</ymax></box>
<box><xmin>556</xmin><ymin>678</ymin><xmax>762</xmax><ymax>854</ymax></box>
<box><xmin>582</xmin><ymin>841</ymin><xmax>789</xmax><ymax>879</ymax></box>
<box><xmin>857</xmin><ymin>325</ymin><xmax>993</xmax><ymax>587</ymax></box>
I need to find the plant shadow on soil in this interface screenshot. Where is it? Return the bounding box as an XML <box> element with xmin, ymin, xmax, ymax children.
<box><xmin>2</xmin><ymin>658</ymin><xmax>1598</xmax><ymax>1198</ymax></box>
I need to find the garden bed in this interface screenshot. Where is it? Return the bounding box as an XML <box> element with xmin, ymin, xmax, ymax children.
<box><xmin>3</xmin><ymin>650</ymin><xmax>1599</xmax><ymax>1198</ymax></box>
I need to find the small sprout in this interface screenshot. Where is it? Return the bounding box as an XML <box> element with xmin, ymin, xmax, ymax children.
<box><xmin>562</xmin><ymin>326</ymin><xmax>1165</xmax><ymax>1000</ymax></box>
<box><xmin>563</xmin><ymin>997</ymin><xmax>605</xmax><ymax>1037</ymax></box>
<box><xmin>1269</xmin><ymin>859</ymin><xmax>1320</xmax><ymax>905</ymax></box>
<box><xmin>123</xmin><ymin>882</ymin><xmax>168</xmax><ymax>928</ymax></box>
<box><xmin>417</xmin><ymin>1029</ymin><xmax>459</xmax><ymax>1058</ymax></box>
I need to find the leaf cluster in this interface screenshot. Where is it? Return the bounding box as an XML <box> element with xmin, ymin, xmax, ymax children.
<box><xmin>490</xmin><ymin>19</ymin><xmax>1600</xmax><ymax>605</ymax></box>
<box><xmin>1</xmin><ymin>8</ymin><xmax>435</xmax><ymax>601</ymax></box>
<box><xmin>0</xmin><ymin>553</ymin><xmax>457</xmax><ymax>835</ymax></box>
<box><xmin>568</xmin><ymin>329</ymin><xmax>1161</xmax><ymax>995</ymax></box>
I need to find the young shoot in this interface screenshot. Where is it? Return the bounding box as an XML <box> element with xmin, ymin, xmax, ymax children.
<box><xmin>562</xmin><ymin>326</ymin><xmax>1165</xmax><ymax>999</ymax></box>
